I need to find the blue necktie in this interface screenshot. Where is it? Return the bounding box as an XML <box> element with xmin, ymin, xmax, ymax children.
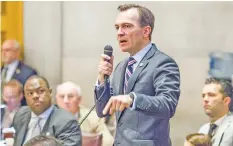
<box><xmin>124</xmin><ymin>57</ymin><xmax>136</xmax><ymax>94</ymax></box>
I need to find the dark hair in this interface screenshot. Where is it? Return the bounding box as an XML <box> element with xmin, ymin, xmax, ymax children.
<box><xmin>186</xmin><ymin>133</ymin><xmax>212</xmax><ymax>146</ymax></box>
<box><xmin>117</xmin><ymin>4</ymin><xmax>155</xmax><ymax>40</ymax></box>
<box><xmin>205</xmin><ymin>77</ymin><xmax>232</xmax><ymax>99</ymax></box>
<box><xmin>23</xmin><ymin>135</ymin><xmax>62</xmax><ymax>146</ymax></box>
<box><xmin>26</xmin><ymin>75</ymin><xmax>50</xmax><ymax>88</ymax></box>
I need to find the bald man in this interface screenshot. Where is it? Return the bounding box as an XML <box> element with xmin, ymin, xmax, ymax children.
<box><xmin>56</xmin><ymin>81</ymin><xmax>114</xmax><ymax>146</ymax></box>
<box><xmin>1</xmin><ymin>39</ymin><xmax>37</xmax><ymax>105</ymax></box>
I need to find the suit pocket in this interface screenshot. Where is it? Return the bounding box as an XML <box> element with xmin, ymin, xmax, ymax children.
<box><xmin>132</xmin><ymin>139</ymin><xmax>156</xmax><ymax>146</ymax></box>
<box><xmin>123</xmin><ymin>128</ymin><xmax>140</xmax><ymax>140</ymax></box>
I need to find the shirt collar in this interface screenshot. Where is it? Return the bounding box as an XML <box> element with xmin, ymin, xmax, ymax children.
<box><xmin>213</xmin><ymin>114</ymin><xmax>228</xmax><ymax>126</ymax></box>
<box><xmin>132</xmin><ymin>42</ymin><xmax>152</xmax><ymax>63</ymax></box>
<box><xmin>31</xmin><ymin>105</ymin><xmax>54</xmax><ymax>119</ymax></box>
<box><xmin>4</xmin><ymin>60</ymin><xmax>19</xmax><ymax>69</ymax></box>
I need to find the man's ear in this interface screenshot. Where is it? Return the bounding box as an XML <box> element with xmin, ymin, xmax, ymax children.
<box><xmin>224</xmin><ymin>96</ymin><xmax>231</xmax><ymax>106</ymax></box>
<box><xmin>143</xmin><ymin>26</ymin><xmax>151</xmax><ymax>38</ymax></box>
<box><xmin>49</xmin><ymin>88</ymin><xmax>52</xmax><ymax>96</ymax></box>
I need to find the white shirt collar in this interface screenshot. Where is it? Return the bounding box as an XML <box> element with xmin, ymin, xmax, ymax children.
<box><xmin>31</xmin><ymin>105</ymin><xmax>54</xmax><ymax>120</ymax></box>
<box><xmin>4</xmin><ymin>60</ymin><xmax>19</xmax><ymax>69</ymax></box>
<box><xmin>213</xmin><ymin>114</ymin><xmax>227</xmax><ymax>126</ymax></box>
<box><xmin>132</xmin><ymin>42</ymin><xmax>152</xmax><ymax>64</ymax></box>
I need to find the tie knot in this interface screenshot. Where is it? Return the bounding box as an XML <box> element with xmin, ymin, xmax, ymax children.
<box><xmin>210</xmin><ymin>123</ymin><xmax>217</xmax><ymax>130</ymax></box>
<box><xmin>128</xmin><ymin>57</ymin><xmax>136</xmax><ymax>66</ymax></box>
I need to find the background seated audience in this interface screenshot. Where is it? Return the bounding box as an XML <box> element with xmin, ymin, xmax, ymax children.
<box><xmin>1</xmin><ymin>80</ymin><xmax>23</xmax><ymax>128</ymax></box>
<box><xmin>1</xmin><ymin>80</ymin><xmax>23</xmax><ymax>140</ymax></box>
<box><xmin>12</xmin><ymin>76</ymin><xmax>81</xmax><ymax>146</ymax></box>
<box><xmin>1</xmin><ymin>39</ymin><xmax>37</xmax><ymax>106</ymax></box>
<box><xmin>199</xmin><ymin>77</ymin><xmax>233</xmax><ymax>146</ymax></box>
<box><xmin>56</xmin><ymin>81</ymin><xmax>114</xmax><ymax>146</ymax></box>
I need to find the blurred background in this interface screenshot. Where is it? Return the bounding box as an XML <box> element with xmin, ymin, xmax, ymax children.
<box><xmin>1</xmin><ymin>1</ymin><xmax>233</xmax><ymax>146</ymax></box>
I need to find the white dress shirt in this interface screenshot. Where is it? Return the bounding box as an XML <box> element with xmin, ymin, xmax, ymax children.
<box><xmin>24</xmin><ymin>105</ymin><xmax>54</xmax><ymax>143</ymax></box>
<box><xmin>2</xmin><ymin>60</ymin><xmax>19</xmax><ymax>82</ymax></box>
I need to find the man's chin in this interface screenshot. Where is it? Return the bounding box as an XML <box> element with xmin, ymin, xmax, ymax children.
<box><xmin>119</xmin><ymin>46</ymin><xmax>130</xmax><ymax>52</ymax></box>
<box><xmin>204</xmin><ymin>110</ymin><xmax>213</xmax><ymax>116</ymax></box>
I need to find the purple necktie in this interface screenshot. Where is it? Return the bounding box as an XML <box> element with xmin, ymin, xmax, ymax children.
<box><xmin>124</xmin><ymin>57</ymin><xmax>136</xmax><ymax>94</ymax></box>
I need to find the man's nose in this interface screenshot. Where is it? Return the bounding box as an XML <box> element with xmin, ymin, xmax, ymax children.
<box><xmin>32</xmin><ymin>92</ymin><xmax>39</xmax><ymax>100</ymax></box>
<box><xmin>117</xmin><ymin>28</ymin><xmax>125</xmax><ymax>36</ymax></box>
<box><xmin>64</xmin><ymin>96</ymin><xmax>69</xmax><ymax>103</ymax></box>
<box><xmin>203</xmin><ymin>95</ymin><xmax>209</xmax><ymax>102</ymax></box>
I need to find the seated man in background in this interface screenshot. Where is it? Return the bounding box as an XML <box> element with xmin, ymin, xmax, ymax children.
<box><xmin>184</xmin><ymin>133</ymin><xmax>211</xmax><ymax>146</ymax></box>
<box><xmin>1</xmin><ymin>39</ymin><xmax>37</xmax><ymax>106</ymax></box>
<box><xmin>199</xmin><ymin>77</ymin><xmax>233</xmax><ymax>146</ymax></box>
<box><xmin>24</xmin><ymin>135</ymin><xmax>62</xmax><ymax>146</ymax></box>
<box><xmin>12</xmin><ymin>75</ymin><xmax>81</xmax><ymax>146</ymax></box>
<box><xmin>56</xmin><ymin>81</ymin><xmax>114</xmax><ymax>146</ymax></box>
<box><xmin>1</xmin><ymin>80</ymin><xmax>23</xmax><ymax>129</ymax></box>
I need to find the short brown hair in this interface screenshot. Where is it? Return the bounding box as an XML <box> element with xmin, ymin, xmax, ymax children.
<box><xmin>118</xmin><ymin>4</ymin><xmax>155</xmax><ymax>40</ymax></box>
<box><xmin>205</xmin><ymin>77</ymin><xmax>232</xmax><ymax>99</ymax></box>
<box><xmin>23</xmin><ymin>135</ymin><xmax>62</xmax><ymax>146</ymax></box>
<box><xmin>186</xmin><ymin>133</ymin><xmax>212</xmax><ymax>146</ymax></box>
<box><xmin>3</xmin><ymin>79</ymin><xmax>23</xmax><ymax>95</ymax></box>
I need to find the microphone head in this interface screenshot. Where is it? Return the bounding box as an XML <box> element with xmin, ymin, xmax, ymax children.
<box><xmin>104</xmin><ymin>45</ymin><xmax>113</xmax><ymax>57</ymax></box>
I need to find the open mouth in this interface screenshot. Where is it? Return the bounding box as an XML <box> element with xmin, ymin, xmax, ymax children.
<box><xmin>119</xmin><ymin>40</ymin><xmax>127</xmax><ymax>45</ymax></box>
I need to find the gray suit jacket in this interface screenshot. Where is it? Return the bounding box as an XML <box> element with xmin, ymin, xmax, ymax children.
<box><xmin>95</xmin><ymin>44</ymin><xmax>181</xmax><ymax>146</ymax></box>
<box><xmin>12</xmin><ymin>106</ymin><xmax>82</xmax><ymax>146</ymax></box>
<box><xmin>199</xmin><ymin>113</ymin><xmax>233</xmax><ymax>146</ymax></box>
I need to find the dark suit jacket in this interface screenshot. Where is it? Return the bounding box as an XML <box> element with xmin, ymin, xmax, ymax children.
<box><xmin>1</xmin><ymin>61</ymin><xmax>37</xmax><ymax>106</ymax></box>
<box><xmin>12</xmin><ymin>105</ymin><xmax>82</xmax><ymax>146</ymax></box>
<box><xmin>95</xmin><ymin>44</ymin><xmax>180</xmax><ymax>146</ymax></box>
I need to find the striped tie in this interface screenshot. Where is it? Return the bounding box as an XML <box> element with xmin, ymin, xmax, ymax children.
<box><xmin>124</xmin><ymin>57</ymin><xmax>136</xmax><ymax>94</ymax></box>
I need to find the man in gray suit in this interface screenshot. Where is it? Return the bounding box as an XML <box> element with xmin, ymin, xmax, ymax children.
<box><xmin>12</xmin><ymin>75</ymin><xmax>82</xmax><ymax>146</ymax></box>
<box><xmin>95</xmin><ymin>4</ymin><xmax>180</xmax><ymax>146</ymax></box>
<box><xmin>199</xmin><ymin>77</ymin><xmax>233</xmax><ymax>146</ymax></box>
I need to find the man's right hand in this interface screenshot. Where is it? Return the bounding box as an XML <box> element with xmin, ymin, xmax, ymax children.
<box><xmin>98</xmin><ymin>54</ymin><xmax>114</xmax><ymax>84</ymax></box>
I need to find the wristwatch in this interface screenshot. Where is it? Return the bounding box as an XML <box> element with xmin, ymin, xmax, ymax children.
<box><xmin>128</xmin><ymin>92</ymin><xmax>135</xmax><ymax>102</ymax></box>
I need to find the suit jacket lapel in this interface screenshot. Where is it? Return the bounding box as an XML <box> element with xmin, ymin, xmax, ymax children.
<box><xmin>118</xmin><ymin>45</ymin><xmax>156</xmax><ymax>122</ymax></box>
<box><xmin>115</xmin><ymin>60</ymin><xmax>128</xmax><ymax>122</ymax></box>
<box><xmin>42</xmin><ymin>106</ymin><xmax>56</xmax><ymax>136</ymax></box>
<box><xmin>118</xmin><ymin>60</ymin><xmax>128</xmax><ymax>95</ymax></box>
<box><xmin>214</xmin><ymin>113</ymin><xmax>233</xmax><ymax>146</ymax></box>
<box><xmin>18</xmin><ymin>112</ymin><xmax>31</xmax><ymax>146</ymax></box>
<box><xmin>126</xmin><ymin>45</ymin><xmax>156</xmax><ymax>94</ymax></box>
<box><xmin>12</xmin><ymin>61</ymin><xmax>21</xmax><ymax>79</ymax></box>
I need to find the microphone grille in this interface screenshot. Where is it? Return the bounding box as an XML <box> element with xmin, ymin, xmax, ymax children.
<box><xmin>104</xmin><ymin>45</ymin><xmax>113</xmax><ymax>56</ymax></box>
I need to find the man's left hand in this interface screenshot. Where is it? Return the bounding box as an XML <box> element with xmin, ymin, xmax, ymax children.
<box><xmin>103</xmin><ymin>95</ymin><xmax>133</xmax><ymax>115</ymax></box>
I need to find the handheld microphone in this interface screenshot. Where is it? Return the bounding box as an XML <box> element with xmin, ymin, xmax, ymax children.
<box><xmin>60</xmin><ymin>45</ymin><xmax>113</xmax><ymax>144</ymax></box>
<box><xmin>104</xmin><ymin>45</ymin><xmax>113</xmax><ymax>82</ymax></box>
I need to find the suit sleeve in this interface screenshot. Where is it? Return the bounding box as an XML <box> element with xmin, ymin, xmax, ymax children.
<box><xmin>94</xmin><ymin>61</ymin><xmax>121</xmax><ymax>118</ymax></box>
<box><xmin>57</xmin><ymin>119</ymin><xmax>82</xmax><ymax>146</ymax></box>
<box><xmin>133</xmin><ymin>58</ymin><xmax>180</xmax><ymax>119</ymax></box>
<box><xmin>94</xmin><ymin>81</ymin><xmax>111</xmax><ymax>118</ymax></box>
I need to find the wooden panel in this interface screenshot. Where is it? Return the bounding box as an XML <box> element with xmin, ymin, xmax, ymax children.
<box><xmin>1</xmin><ymin>1</ymin><xmax>24</xmax><ymax>60</ymax></box>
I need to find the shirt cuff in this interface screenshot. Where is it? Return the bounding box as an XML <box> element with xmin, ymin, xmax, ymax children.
<box><xmin>95</xmin><ymin>79</ymin><xmax>105</xmax><ymax>87</ymax></box>
<box><xmin>131</xmin><ymin>92</ymin><xmax>137</xmax><ymax>109</ymax></box>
